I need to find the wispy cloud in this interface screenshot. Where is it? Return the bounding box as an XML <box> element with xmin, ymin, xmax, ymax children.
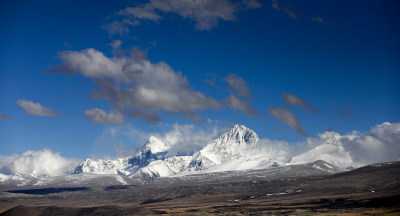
<box><xmin>283</xmin><ymin>8</ymin><xmax>296</xmax><ymax>20</ymax></box>
<box><xmin>224</xmin><ymin>74</ymin><xmax>252</xmax><ymax>99</ymax></box>
<box><xmin>311</xmin><ymin>16</ymin><xmax>326</xmax><ymax>26</ymax></box>
<box><xmin>270</xmin><ymin>0</ymin><xmax>296</xmax><ymax>20</ymax></box>
<box><xmin>84</xmin><ymin>108</ymin><xmax>125</xmax><ymax>125</ymax></box>
<box><xmin>103</xmin><ymin>19</ymin><xmax>140</xmax><ymax>37</ymax></box>
<box><xmin>224</xmin><ymin>94</ymin><xmax>259</xmax><ymax>116</ymax></box>
<box><xmin>283</xmin><ymin>91</ymin><xmax>320</xmax><ymax>115</ymax></box>
<box><xmin>271</xmin><ymin>0</ymin><xmax>280</xmax><ymax>11</ymax></box>
<box><xmin>105</xmin><ymin>0</ymin><xmax>262</xmax><ymax>34</ymax></box>
<box><xmin>204</xmin><ymin>72</ymin><xmax>218</xmax><ymax>87</ymax></box>
<box><xmin>272</xmin><ymin>0</ymin><xmax>328</xmax><ymax>26</ymax></box>
<box><xmin>223</xmin><ymin>73</ymin><xmax>259</xmax><ymax>116</ymax></box>
<box><xmin>268</xmin><ymin>107</ymin><xmax>307</xmax><ymax>136</ymax></box>
<box><xmin>52</xmin><ymin>48</ymin><xmax>222</xmax><ymax>123</ymax></box>
<box><xmin>339</xmin><ymin>106</ymin><xmax>354</xmax><ymax>118</ymax></box>
<box><xmin>108</xmin><ymin>39</ymin><xmax>123</xmax><ymax>50</ymax></box>
<box><xmin>0</xmin><ymin>114</ymin><xmax>12</xmax><ymax>120</ymax></box>
<box><xmin>94</xmin><ymin>123</ymin><xmax>221</xmax><ymax>158</ymax></box>
<box><xmin>16</xmin><ymin>100</ymin><xmax>61</xmax><ymax>117</ymax></box>
<box><xmin>159</xmin><ymin>124</ymin><xmax>221</xmax><ymax>156</ymax></box>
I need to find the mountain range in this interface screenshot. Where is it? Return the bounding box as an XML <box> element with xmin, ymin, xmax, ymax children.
<box><xmin>1</xmin><ymin>124</ymin><xmax>360</xmax><ymax>188</ymax></box>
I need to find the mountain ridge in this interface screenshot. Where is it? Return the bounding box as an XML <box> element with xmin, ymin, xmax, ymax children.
<box><xmin>1</xmin><ymin>124</ymin><xmax>359</xmax><ymax>186</ymax></box>
<box><xmin>72</xmin><ymin>124</ymin><xmax>354</xmax><ymax>179</ymax></box>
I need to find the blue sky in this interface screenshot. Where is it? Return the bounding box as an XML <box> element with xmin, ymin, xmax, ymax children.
<box><xmin>1</xmin><ymin>0</ymin><xmax>399</xmax><ymax>159</ymax></box>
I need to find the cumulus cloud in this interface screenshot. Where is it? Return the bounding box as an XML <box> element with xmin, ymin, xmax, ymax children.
<box><xmin>106</xmin><ymin>0</ymin><xmax>262</xmax><ymax>32</ymax></box>
<box><xmin>16</xmin><ymin>100</ymin><xmax>61</xmax><ymax>116</ymax></box>
<box><xmin>268</xmin><ymin>107</ymin><xmax>307</xmax><ymax>136</ymax></box>
<box><xmin>224</xmin><ymin>74</ymin><xmax>252</xmax><ymax>99</ymax></box>
<box><xmin>223</xmin><ymin>94</ymin><xmax>259</xmax><ymax>116</ymax></box>
<box><xmin>0</xmin><ymin>114</ymin><xmax>12</xmax><ymax>119</ymax></box>
<box><xmin>340</xmin><ymin>122</ymin><xmax>400</xmax><ymax>165</ymax></box>
<box><xmin>295</xmin><ymin>122</ymin><xmax>400</xmax><ymax>167</ymax></box>
<box><xmin>283</xmin><ymin>91</ymin><xmax>320</xmax><ymax>115</ymax></box>
<box><xmin>52</xmin><ymin>48</ymin><xmax>222</xmax><ymax>123</ymax></box>
<box><xmin>0</xmin><ymin>149</ymin><xmax>79</xmax><ymax>177</ymax></box>
<box><xmin>85</xmin><ymin>108</ymin><xmax>125</xmax><ymax>125</ymax></box>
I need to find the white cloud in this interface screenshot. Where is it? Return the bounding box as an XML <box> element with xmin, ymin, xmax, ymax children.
<box><xmin>340</xmin><ymin>122</ymin><xmax>400</xmax><ymax>165</ymax></box>
<box><xmin>52</xmin><ymin>48</ymin><xmax>222</xmax><ymax>122</ymax></box>
<box><xmin>254</xmin><ymin>138</ymin><xmax>291</xmax><ymax>162</ymax></box>
<box><xmin>106</xmin><ymin>0</ymin><xmax>262</xmax><ymax>32</ymax></box>
<box><xmin>268</xmin><ymin>107</ymin><xmax>307</xmax><ymax>136</ymax></box>
<box><xmin>85</xmin><ymin>108</ymin><xmax>125</xmax><ymax>125</ymax></box>
<box><xmin>16</xmin><ymin>100</ymin><xmax>61</xmax><ymax>116</ymax></box>
<box><xmin>158</xmin><ymin>124</ymin><xmax>221</xmax><ymax>156</ymax></box>
<box><xmin>265</xmin><ymin>122</ymin><xmax>400</xmax><ymax>167</ymax></box>
<box><xmin>0</xmin><ymin>149</ymin><xmax>78</xmax><ymax>177</ymax></box>
<box><xmin>292</xmin><ymin>122</ymin><xmax>400</xmax><ymax>167</ymax></box>
<box><xmin>93</xmin><ymin>124</ymin><xmax>220</xmax><ymax>158</ymax></box>
<box><xmin>55</xmin><ymin>48</ymin><xmax>127</xmax><ymax>82</ymax></box>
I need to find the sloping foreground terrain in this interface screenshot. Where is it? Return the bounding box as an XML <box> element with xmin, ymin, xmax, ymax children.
<box><xmin>1</xmin><ymin>161</ymin><xmax>399</xmax><ymax>215</ymax></box>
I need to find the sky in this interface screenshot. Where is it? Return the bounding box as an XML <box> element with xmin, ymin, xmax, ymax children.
<box><xmin>0</xmin><ymin>0</ymin><xmax>399</xmax><ymax>160</ymax></box>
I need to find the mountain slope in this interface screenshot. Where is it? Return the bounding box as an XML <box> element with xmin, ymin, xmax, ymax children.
<box><xmin>289</xmin><ymin>132</ymin><xmax>358</xmax><ymax>169</ymax></box>
<box><xmin>188</xmin><ymin>125</ymin><xmax>260</xmax><ymax>171</ymax></box>
<box><xmin>73</xmin><ymin>124</ymin><xmax>356</xmax><ymax>179</ymax></box>
<box><xmin>74</xmin><ymin>136</ymin><xmax>169</xmax><ymax>176</ymax></box>
<box><xmin>135</xmin><ymin>125</ymin><xmax>286</xmax><ymax>178</ymax></box>
<box><xmin>5</xmin><ymin>124</ymin><xmax>361</xmax><ymax>184</ymax></box>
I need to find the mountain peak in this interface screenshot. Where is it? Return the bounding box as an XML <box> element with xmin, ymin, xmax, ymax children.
<box><xmin>220</xmin><ymin>124</ymin><xmax>259</xmax><ymax>144</ymax></box>
<box><xmin>140</xmin><ymin>136</ymin><xmax>168</xmax><ymax>154</ymax></box>
<box><xmin>203</xmin><ymin>124</ymin><xmax>259</xmax><ymax>157</ymax></box>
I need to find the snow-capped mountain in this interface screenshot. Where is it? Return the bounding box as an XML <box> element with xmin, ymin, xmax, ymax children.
<box><xmin>73</xmin><ymin>124</ymin><xmax>286</xmax><ymax>179</ymax></box>
<box><xmin>184</xmin><ymin>125</ymin><xmax>286</xmax><ymax>174</ymax></box>
<box><xmin>123</xmin><ymin>125</ymin><xmax>289</xmax><ymax>178</ymax></box>
<box><xmin>1</xmin><ymin>124</ymin><xmax>358</xmax><ymax>188</ymax></box>
<box><xmin>73</xmin><ymin>136</ymin><xmax>169</xmax><ymax>176</ymax></box>
<box><xmin>188</xmin><ymin>124</ymin><xmax>260</xmax><ymax>170</ymax></box>
<box><xmin>289</xmin><ymin>132</ymin><xmax>358</xmax><ymax>169</ymax></box>
<box><xmin>129</xmin><ymin>136</ymin><xmax>168</xmax><ymax>167</ymax></box>
<box><xmin>71</xmin><ymin>124</ymin><xmax>356</xmax><ymax>180</ymax></box>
